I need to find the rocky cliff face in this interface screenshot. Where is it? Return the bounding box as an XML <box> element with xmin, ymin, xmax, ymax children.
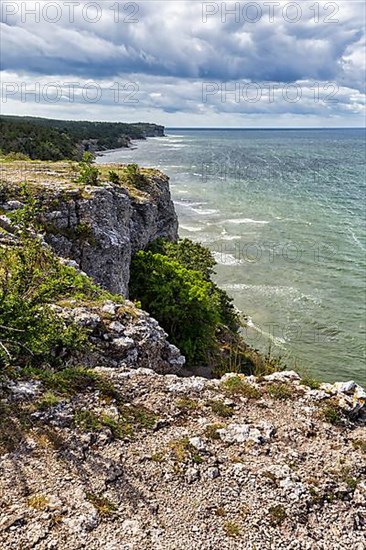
<box><xmin>0</xmin><ymin>164</ymin><xmax>178</xmax><ymax>297</ymax></box>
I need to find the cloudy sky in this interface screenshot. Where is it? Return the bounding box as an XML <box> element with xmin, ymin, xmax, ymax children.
<box><xmin>1</xmin><ymin>1</ymin><xmax>365</xmax><ymax>127</ymax></box>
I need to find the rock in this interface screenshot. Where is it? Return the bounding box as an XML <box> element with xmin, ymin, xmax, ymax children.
<box><xmin>189</xmin><ymin>437</ymin><xmax>206</xmax><ymax>452</ymax></box>
<box><xmin>42</xmin><ymin>172</ymin><xmax>178</xmax><ymax>297</ymax></box>
<box><xmin>108</xmin><ymin>321</ymin><xmax>125</xmax><ymax>333</ymax></box>
<box><xmin>101</xmin><ymin>302</ymin><xmax>117</xmax><ymax>315</ymax></box>
<box><xmin>113</xmin><ymin>336</ymin><xmax>135</xmax><ymax>349</ymax></box>
<box><xmin>264</xmin><ymin>370</ymin><xmax>301</xmax><ymax>382</ymax></box>
<box><xmin>7</xmin><ymin>380</ymin><xmax>42</xmax><ymax>400</ymax></box>
<box><xmin>206</xmin><ymin>467</ymin><xmax>220</xmax><ymax>479</ymax></box>
<box><xmin>167</xmin><ymin>377</ymin><xmax>206</xmax><ymax>394</ymax></box>
<box><xmin>185</xmin><ymin>467</ymin><xmax>200</xmax><ymax>483</ymax></box>
<box><xmin>66</xmin><ymin>308</ymin><xmax>101</xmax><ymax>328</ymax></box>
<box><xmin>217</xmin><ymin>422</ymin><xmax>274</xmax><ymax>445</ymax></box>
<box><xmin>3</xmin><ymin>200</ymin><xmax>24</xmax><ymax>211</ymax></box>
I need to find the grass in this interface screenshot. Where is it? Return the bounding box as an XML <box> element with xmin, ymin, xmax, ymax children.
<box><xmin>206</xmin><ymin>399</ymin><xmax>234</xmax><ymax>418</ymax></box>
<box><xmin>352</xmin><ymin>439</ymin><xmax>366</xmax><ymax>453</ymax></box>
<box><xmin>204</xmin><ymin>423</ymin><xmax>224</xmax><ymax>440</ymax></box>
<box><xmin>321</xmin><ymin>402</ymin><xmax>343</xmax><ymax>425</ymax></box>
<box><xmin>223</xmin><ymin>521</ymin><xmax>241</xmax><ymax>537</ymax></box>
<box><xmin>35</xmin><ymin>391</ymin><xmax>62</xmax><ymax>410</ymax></box>
<box><xmin>74</xmin><ymin>402</ymin><xmax>156</xmax><ymax>439</ymax></box>
<box><xmin>86</xmin><ymin>492</ymin><xmax>117</xmax><ymax>517</ymax></box>
<box><xmin>169</xmin><ymin>437</ymin><xmax>203</xmax><ymax>465</ymax></box>
<box><xmin>300</xmin><ymin>375</ymin><xmax>321</xmax><ymax>390</ymax></box>
<box><xmin>175</xmin><ymin>397</ymin><xmax>200</xmax><ymax>412</ymax></box>
<box><xmin>221</xmin><ymin>376</ymin><xmax>260</xmax><ymax>399</ymax></box>
<box><xmin>267</xmin><ymin>383</ymin><xmax>293</xmax><ymax>400</ymax></box>
<box><xmin>268</xmin><ymin>504</ymin><xmax>287</xmax><ymax>526</ymax></box>
<box><xmin>27</xmin><ymin>495</ymin><xmax>49</xmax><ymax>510</ymax></box>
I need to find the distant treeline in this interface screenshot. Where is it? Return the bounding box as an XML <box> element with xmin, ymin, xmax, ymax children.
<box><xmin>0</xmin><ymin>116</ymin><xmax>165</xmax><ymax>161</ymax></box>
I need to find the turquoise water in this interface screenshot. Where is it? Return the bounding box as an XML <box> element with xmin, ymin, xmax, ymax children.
<box><xmin>97</xmin><ymin>129</ymin><xmax>366</xmax><ymax>384</ymax></box>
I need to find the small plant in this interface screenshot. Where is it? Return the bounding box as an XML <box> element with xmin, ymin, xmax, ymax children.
<box><xmin>321</xmin><ymin>402</ymin><xmax>343</xmax><ymax>425</ymax></box>
<box><xmin>300</xmin><ymin>375</ymin><xmax>321</xmax><ymax>390</ymax></box>
<box><xmin>77</xmin><ymin>152</ymin><xmax>100</xmax><ymax>185</ymax></box>
<box><xmin>215</xmin><ymin>506</ymin><xmax>226</xmax><ymax>517</ymax></box>
<box><xmin>108</xmin><ymin>170</ymin><xmax>120</xmax><ymax>185</ymax></box>
<box><xmin>204</xmin><ymin>423</ymin><xmax>224</xmax><ymax>440</ymax></box>
<box><xmin>36</xmin><ymin>392</ymin><xmax>61</xmax><ymax>411</ymax></box>
<box><xmin>125</xmin><ymin>163</ymin><xmax>145</xmax><ymax>188</ymax></box>
<box><xmin>28</xmin><ymin>495</ymin><xmax>49</xmax><ymax>510</ymax></box>
<box><xmin>176</xmin><ymin>397</ymin><xmax>200</xmax><ymax>412</ymax></box>
<box><xmin>206</xmin><ymin>399</ymin><xmax>233</xmax><ymax>418</ymax></box>
<box><xmin>86</xmin><ymin>492</ymin><xmax>117</xmax><ymax>517</ymax></box>
<box><xmin>268</xmin><ymin>504</ymin><xmax>287</xmax><ymax>526</ymax></box>
<box><xmin>223</xmin><ymin>521</ymin><xmax>241</xmax><ymax>537</ymax></box>
<box><xmin>221</xmin><ymin>376</ymin><xmax>260</xmax><ymax>399</ymax></box>
<box><xmin>151</xmin><ymin>451</ymin><xmax>165</xmax><ymax>462</ymax></box>
<box><xmin>74</xmin><ymin>409</ymin><xmax>102</xmax><ymax>432</ymax></box>
<box><xmin>352</xmin><ymin>439</ymin><xmax>366</xmax><ymax>454</ymax></box>
<box><xmin>267</xmin><ymin>383</ymin><xmax>293</xmax><ymax>400</ymax></box>
<box><xmin>169</xmin><ymin>437</ymin><xmax>203</xmax><ymax>465</ymax></box>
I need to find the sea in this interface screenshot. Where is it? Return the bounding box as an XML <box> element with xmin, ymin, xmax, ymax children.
<box><xmin>96</xmin><ymin>128</ymin><xmax>366</xmax><ymax>385</ymax></box>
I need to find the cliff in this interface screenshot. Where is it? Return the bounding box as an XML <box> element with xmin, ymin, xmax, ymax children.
<box><xmin>0</xmin><ymin>159</ymin><xmax>365</xmax><ymax>549</ymax></box>
<box><xmin>0</xmin><ymin>161</ymin><xmax>178</xmax><ymax>296</ymax></box>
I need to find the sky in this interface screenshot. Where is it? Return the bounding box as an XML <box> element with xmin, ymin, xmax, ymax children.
<box><xmin>0</xmin><ymin>0</ymin><xmax>365</xmax><ymax>127</ymax></box>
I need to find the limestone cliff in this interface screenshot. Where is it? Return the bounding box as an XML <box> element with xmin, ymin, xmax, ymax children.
<box><xmin>0</xmin><ymin>162</ymin><xmax>178</xmax><ymax>296</ymax></box>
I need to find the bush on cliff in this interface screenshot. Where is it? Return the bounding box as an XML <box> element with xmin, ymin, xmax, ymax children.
<box><xmin>130</xmin><ymin>240</ymin><xmax>243</xmax><ymax>368</ymax></box>
<box><xmin>148</xmin><ymin>239</ymin><xmax>240</xmax><ymax>331</ymax></box>
<box><xmin>77</xmin><ymin>152</ymin><xmax>100</xmax><ymax>185</ymax></box>
<box><xmin>130</xmin><ymin>239</ymin><xmax>283</xmax><ymax>374</ymax></box>
<box><xmin>0</xmin><ymin>198</ymin><xmax>108</xmax><ymax>368</ymax></box>
<box><xmin>129</xmin><ymin>251</ymin><xmax>220</xmax><ymax>365</ymax></box>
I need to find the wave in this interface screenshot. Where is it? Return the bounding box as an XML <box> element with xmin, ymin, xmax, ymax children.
<box><xmin>180</xmin><ymin>225</ymin><xmax>205</xmax><ymax>233</ymax></box>
<box><xmin>245</xmin><ymin>316</ymin><xmax>287</xmax><ymax>349</ymax></box>
<box><xmin>222</xmin><ymin>283</ymin><xmax>322</xmax><ymax>306</ymax></box>
<box><xmin>212</xmin><ymin>251</ymin><xmax>244</xmax><ymax>266</ymax></box>
<box><xmin>222</xmin><ymin>218</ymin><xmax>270</xmax><ymax>225</ymax></box>
<box><xmin>190</xmin><ymin>207</ymin><xmax>219</xmax><ymax>216</ymax></box>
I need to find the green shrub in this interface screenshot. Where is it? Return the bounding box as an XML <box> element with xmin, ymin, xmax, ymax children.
<box><xmin>125</xmin><ymin>163</ymin><xmax>145</xmax><ymax>188</ymax></box>
<box><xmin>77</xmin><ymin>152</ymin><xmax>100</xmax><ymax>185</ymax></box>
<box><xmin>108</xmin><ymin>170</ymin><xmax>120</xmax><ymax>185</ymax></box>
<box><xmin>0</xmin><ymin>199</ymin><xmax>109</xmax><ymax>367</ymax></box>
<box><xmin>129</xmin><ymin>250</ymin><xmax>220</xmax><ymax>366</ymax></box>
<box><xmin>149</xmin><ymin>239</ymin><xmax>239</xmax><ymax>331</ymax></box>
<box><xmin>221</xmin><ymin>376</ymin><xmax>260</xmax><ymax>399</ymax></box>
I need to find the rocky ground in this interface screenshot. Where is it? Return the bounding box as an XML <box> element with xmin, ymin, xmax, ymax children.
<box><xmin>0</xmin><ymin>366</ymin><xmax>365</xmax><ymax>550</ymax></box>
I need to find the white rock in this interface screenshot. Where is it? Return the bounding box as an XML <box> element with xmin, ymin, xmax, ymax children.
<box><xmin>206</xmin><ymin>467</ymin><xmax>220</xmax><ymax>479</ymax></box>
<box><xmin>189</xmin><ymin>437</ymin><xmax>206</xmax><ymax>451</ymax></box>
<box><xmin>109</xmin><ymin>321</ymin><xmax>125</xmax><ymax>333</ymax></box>
<box><xmin>8</xmin><ymin>380</ymin><xmax>41</xmax><ymax>400</ymax></box>
<box><xmin>185</xmin><ymin>467</ymin><xmax>200</xmax><ymax>483</ymax></box>
<box><xmin>167</xmin><ymin>377</ymin><xmax>206</xmax><ymax>394</ymax></box>
<box><xmin>264</xmin><ymin>370</ymin><xmax>301</xmax><ymax>382</ymax></box>
<box><xmin>101</xmin><ymin>302</ymin><xmax>117</xmax><ymax>315</ymax></box>
<box><xmin>113</xmin><ymin>336</ymin><xmax>134</xmax><ymax>349</ymax></box>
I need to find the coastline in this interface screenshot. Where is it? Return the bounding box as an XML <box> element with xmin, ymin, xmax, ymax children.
<box><xmin>96</xmin><ymin>130</ymin><xmax>366</xmax><ymax>386</ymax></box>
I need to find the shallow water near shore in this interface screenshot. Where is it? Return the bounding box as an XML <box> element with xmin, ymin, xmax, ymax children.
<box><xmin>97</xmin><ymin>128</ymin><xmax>366</xmax><ymax>384</ymax></box>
